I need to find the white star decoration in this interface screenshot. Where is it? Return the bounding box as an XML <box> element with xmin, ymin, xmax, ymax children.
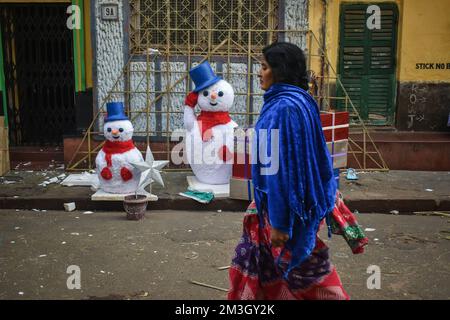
<box><xmin>130</xmin><ymin>146</ymin><xmax>169</xmax><ymax>193</ymax></box>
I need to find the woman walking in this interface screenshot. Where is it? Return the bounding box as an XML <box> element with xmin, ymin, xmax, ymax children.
<box><xmin>228</xmin><ymin>42</ymin><xmax>354</xmax><ymax>300</ymax></box>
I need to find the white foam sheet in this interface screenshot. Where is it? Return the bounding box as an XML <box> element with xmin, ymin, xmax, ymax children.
<box><xmin>186</xmin><ymin>176</ymin><xmax>230</xmax><ymax>198</ymax></box>
<box><xmin>61</xmin><ymin>173</ymin><xmax>98</xmax><ymax>187</ymax></box>
<box><xmin>91</xmin><ymin>189</ymin><xmax>158</xmax><ymax>202</ymax></box>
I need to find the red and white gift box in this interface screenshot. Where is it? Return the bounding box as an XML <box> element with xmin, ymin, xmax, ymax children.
<box><xmin>230</xmin><ymin>127</ymin><xmax>255</xmax><ymax>200</ymax></box>
<box><xmin>320</xmin><ymin>111</ymin><xmax>349</xmax><ymax>169</ymax></box>
<box><xmin>320</xmin><ymin>111</ymin><xmax>350</xmax><ymax>142</ymax></box>
<box><xmin>230</xmin><ymin>111</ymin><xmax>349</xmax><ymax>200</ymax></box>
<box><xmin>232</xmin><ymin>127</ymin><xmax>254</xmax><ymax>180</ymax></box>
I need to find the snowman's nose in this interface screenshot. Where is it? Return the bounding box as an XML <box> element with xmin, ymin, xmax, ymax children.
<box><xmin>111</xmin><ymin>129</ymin><xmax>119</xmax><ymax>135</ymax></box>
<box><xmin>210</xmin><ymin>92</ymin><xmax>218</xmax><ymax>100</ymax></box>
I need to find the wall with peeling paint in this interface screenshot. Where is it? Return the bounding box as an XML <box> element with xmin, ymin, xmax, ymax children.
<box><xmin>308</xmin><ymin>0</ymin><xmax>450</xmax><ymax>131</ymax></box>
<box><xmin>94</xmin><ymin>0</ymin><xmax>125</xmax><ymax>112</ymax></box>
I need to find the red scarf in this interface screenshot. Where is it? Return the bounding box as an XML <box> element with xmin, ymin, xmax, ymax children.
<box><xmin>197</xmin><ymin>111</ymin><xmax>231</xmax><ymax>141</ymax></box>
<box><xmin>102</xmin><ymin>140</ymin><xmax>135</xmax><ymax>167</ymax></box>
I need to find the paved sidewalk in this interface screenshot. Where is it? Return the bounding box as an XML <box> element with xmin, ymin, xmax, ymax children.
<box><xmin>1</xmin><ymin>169</ymin><xmax>450</xmax><ymax>213</ymax></box>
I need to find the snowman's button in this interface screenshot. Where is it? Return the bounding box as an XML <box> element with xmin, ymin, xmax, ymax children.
<box><xmin>120</xmin><ymin>167</ymin><xmax>133</xmax><ymax>182</ymax></box>
<box><xmin>101</xmin><ymin>167</ymin><xmax>113</xmax><ymax>180</ymax></box>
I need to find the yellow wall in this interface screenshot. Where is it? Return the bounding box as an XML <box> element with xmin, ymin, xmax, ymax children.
<box><xmin>399</xmin><ymin>0</ymin><xmax>450</xmax><ymax>82</ymax></box>
<box><xmin>309</xmin><ymin>0</ymin><xmax>450</xmax><ymax>82</ymax></box>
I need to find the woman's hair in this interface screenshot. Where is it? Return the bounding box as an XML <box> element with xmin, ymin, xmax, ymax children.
<box><xmin>262</xmin><ymin>42</ymin><xmax>309</xmax><ymax>90</ymax></box>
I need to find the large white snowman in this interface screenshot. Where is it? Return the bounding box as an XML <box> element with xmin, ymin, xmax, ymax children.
<box><xmin>183</xmin><ymin>61</ymin><xmax>238</xmax><ymax>185</ymax></box>
<box><xmin>95</xmin><ymin>102</ymin><xmax>144</xmax><ymax>194</ymax></box>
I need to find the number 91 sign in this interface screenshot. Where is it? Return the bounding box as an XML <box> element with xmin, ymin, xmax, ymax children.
<box><xmin>101</xmin><ymin>3</ymin><xmax>119</xmax><ymax>21</ymax></box>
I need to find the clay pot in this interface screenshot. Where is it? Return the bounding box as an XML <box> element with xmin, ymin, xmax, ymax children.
<box><xmin>123</xmin><ymin>195</ymin><xmax>148</xmax><ymax>220</ymax></box>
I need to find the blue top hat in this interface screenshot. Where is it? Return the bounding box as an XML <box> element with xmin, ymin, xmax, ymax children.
<box><xmin>189</xmin><ymin>61</ymin><xmax>221</xmax><ymax>93</ymax></box>
<box><xmin>105</xmin><ymin>102</ymin><xmax>129</xmax><ymax>123</ymax></box>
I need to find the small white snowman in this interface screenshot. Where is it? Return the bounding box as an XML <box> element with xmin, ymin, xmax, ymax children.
<box><xmin>183</xmin><ymin>61</ymin><xmax>238</xmax><ymax>185</ymax></box>
<box><xmin>95</xmin><ymin>102</ymin><xmax>144</xmax><ymax>194</ymax></box>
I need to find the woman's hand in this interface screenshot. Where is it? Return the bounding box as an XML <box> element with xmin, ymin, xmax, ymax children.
<box><xmin>271</xmin><ymin>228</ymin><xmax>289</xmax><ymax>247</ymax></box>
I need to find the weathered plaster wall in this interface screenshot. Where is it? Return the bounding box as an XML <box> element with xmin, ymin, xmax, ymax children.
<box><xmin>94</xmin><ymin>0</ymin><xmax>125</xmax><ymax>111</ymax></box>
<box><xmin>129</xmin><ymin>61</ymin><xmax>155</xmax><ymax>136</ymax></box>
<box><xmin>284</xmin><ymin>0</ymin><xmax>309</xmax><ymax>49</ymax></box>
<box><xmin>395</xmin><ymin>0</ymin><xmax>450</xmax><ymax>131</ymax></box>
<box><xmin>308</xmin><ymin>0</ymin><xmax>450</xmax><ymax>131</ymax></box>
<box><xmin>397</xmin><ymin>83</ymin><xmax>450</xmax><ymax>131</ymax></box>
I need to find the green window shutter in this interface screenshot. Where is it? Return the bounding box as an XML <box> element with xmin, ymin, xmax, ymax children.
<box><xmin>337</xmin><ymin>3</ymin><xmax>398</xmax><ymax>125</ymax></box>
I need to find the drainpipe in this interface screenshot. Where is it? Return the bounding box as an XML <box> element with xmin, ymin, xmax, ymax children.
<box><xmin>319</xmin><ymin>0</ymin><xmax>328</xmax><ymax>111</ymax></box>
<box><xmin>0</xmin><ymin>24</ymin><xmax>8</xmax><ymax>127</ymax></box>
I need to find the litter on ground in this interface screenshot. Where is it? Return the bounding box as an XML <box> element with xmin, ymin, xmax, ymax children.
<box><xmin>217</xmin><ymin>266</ymin><xmax>231</xmax><ymax>270</ymax></box>
<box><xmin>189</xmin><ymin>280</ymin><xmax>228</xmax><ymax>292</ymax></box>
<box><xmin>185</xmin><ymin>251</ymin><xmax>199</xmax><ymax>260</ymax></box>
<box><xmin>64</xmin><ymin>202</ymin><xmax>76</xmax><ymax>212</ymax></box>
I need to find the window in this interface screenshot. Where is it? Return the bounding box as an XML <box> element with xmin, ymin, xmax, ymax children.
<box><xmin>129</xmin><ymin>0</ymin><xmax>279</xmax><ymax>55</ymax></box>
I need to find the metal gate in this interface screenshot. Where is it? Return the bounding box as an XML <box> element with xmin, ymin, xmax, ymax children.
<box><xmin>0</xmin><ymin>4</ymin><xmax>76</xmax><ymax>146</ymax></box>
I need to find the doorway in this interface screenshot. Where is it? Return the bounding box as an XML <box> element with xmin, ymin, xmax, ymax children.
<box><xmin>337</xmin><ymin>3</ymin><xmax>399</xmax><ymax>125</ymax></box>
<box><xmin>0</xmin><ymin>3</ymin><xmax>76</xmax><ymax>146</ymax></box>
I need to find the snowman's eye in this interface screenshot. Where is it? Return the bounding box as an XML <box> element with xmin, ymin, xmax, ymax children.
<box><xmin>119</xmin><ymin>128</ymin><xmax>124</xmax><ymax>133</ymax></box>
<box><xmin>203</xmin><ymin>90</ymin><xmax>209</xmax><ymax>97</ymax></box>
<box><xmin>218</xmin><ymin>91</ymin><xmax>224</xmax><ymax>97</ymax></box>
<box><xmin>107</xmin><ymin>128</ymin><xmax>112</xmax><ymax>132</ymax></box>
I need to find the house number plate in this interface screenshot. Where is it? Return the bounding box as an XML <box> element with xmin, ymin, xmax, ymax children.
<box><xmin>101</xmin><ymin>4</ymin><xmax>119</xmax><ymax>21</ymax></box>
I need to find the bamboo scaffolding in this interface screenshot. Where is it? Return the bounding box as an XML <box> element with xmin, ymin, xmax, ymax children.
<box><xmin>68</xmin><ymin>20</ymin><xmax>386</xmax><ymax>172</ymax></box>
<box><xmin>309</xmin><ymin>32</ymin><xmax>389</xmax><ymax>171</ymax></box>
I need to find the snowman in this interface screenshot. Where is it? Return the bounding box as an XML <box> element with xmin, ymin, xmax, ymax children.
<box><xmin>183</xmin><ymin>61</ymin><xmax>238</xmax><ymax>185</ymax></box>
<box><xmin>95</xmin><ymin>102</ymin><xmax>144</xmax><ymax>194</ymax></box>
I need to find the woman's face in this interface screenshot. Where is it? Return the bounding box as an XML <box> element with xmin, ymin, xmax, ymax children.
<box><xmin>259</xmin><ymin>57</ymin><xmax>274</xmax><ymax>91</ymax></box>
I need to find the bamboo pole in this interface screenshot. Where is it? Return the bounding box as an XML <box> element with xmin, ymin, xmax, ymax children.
<box><xmin>246</xmin><ymin>30</ymin><xmax>251</xmax><ymax>126</ymax></box>
<box><xmin>69</xmin><ymin>38</ymin><xmax>229</xmax><ymax>171</ymax></box>
<box><xmin>70</xmin><ymin>23</ymin><xmax>318</xmax><ymax>171</ymax></box>
<box><xmin>310</xmin><ymin>31</ymin><xmax>388</xmax><ymax>170</ymax></box>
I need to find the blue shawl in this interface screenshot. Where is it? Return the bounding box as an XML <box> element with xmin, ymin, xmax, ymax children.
<box><xmin>252</xmin><ymin>83</ymin><xmax>337</xmax><ymax>276</ymax></box>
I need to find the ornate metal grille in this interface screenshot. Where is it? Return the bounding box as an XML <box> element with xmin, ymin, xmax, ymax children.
<box><xmin>129</xmin><ymin>0</ymin><xmax>279</xmax><ymax>54</ymax></box>
<box><xmin>0</xmin><ymin>4</ymin><xmax>76</xmax><ymax>146</ymax></box>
